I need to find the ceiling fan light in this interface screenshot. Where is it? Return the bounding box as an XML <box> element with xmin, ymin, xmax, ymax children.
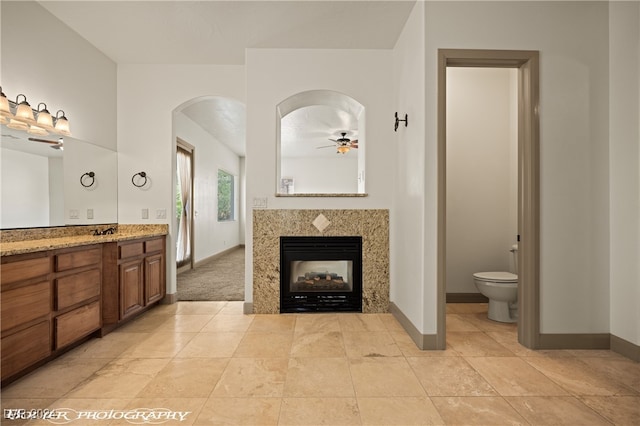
<box><xmin>54</xmin><ymin>110</ymin><xmax>71</xmax><ymax>136</ymax></box>
<box><xmin>0</xmin><ymin>88</ymin><xmax>13</xmax><ymax>118</ymax></box>
<box><xmin>36</xmin><ymin>103</ymin><xmax>55</xmax><ymax>130</ymax></box>
<box><xmin>14</xmin><ymin>94</ymin><xmax>36</xmax><ymax>125</ymax></box>
<box><xmin>28</xmin><ymin>125</ymin><xmax>49</xmax><ymax>136</ymax></box>
<box><xmin>6</xmin><ymin>118</ymin><xmax>29</xmax><ymax>131</ymax></box>
<box><xmin>337</xmin><ymin>145</ymin><xmax>350</xmax><ymax>154</ymax></box>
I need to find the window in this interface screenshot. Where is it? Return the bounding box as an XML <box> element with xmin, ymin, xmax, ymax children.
<box><xmin>217</xmin><ymin>169</ymin><xmax>235</xmax><ymax>221</ymax></box>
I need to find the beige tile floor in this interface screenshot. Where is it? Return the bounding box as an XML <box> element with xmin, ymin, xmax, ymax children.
<box><xmin>2</xmin><ymin>302</ymin><xmax>639</xmax><ymax>425</ymax></box>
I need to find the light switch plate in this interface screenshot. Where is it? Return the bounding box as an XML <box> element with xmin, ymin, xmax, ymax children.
<box><xmin>141</xmin><ymin>208</ymin><xmax>149</xmax><ymax>219</ymax></box>
<box><xmin>253</xmin><ymin>197</ymin><xmax>267</xmax><ymax>209</ymax></box>
<box><xmin>86</xmin><ymin>209</ymin><xmax>94</xmax><ymax>219</ymax></box>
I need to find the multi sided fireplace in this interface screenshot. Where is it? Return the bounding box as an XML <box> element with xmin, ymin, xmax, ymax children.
<box><xmin>280</xmin><ymin>236</ymin><xmax>362</xmax><ymax>313</ymax></box>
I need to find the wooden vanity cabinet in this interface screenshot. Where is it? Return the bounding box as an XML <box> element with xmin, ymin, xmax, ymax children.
<box><xmin>102</xmin><ymin>236</ymin><xmax>165</xmax><ymax>334</ymax></box>
<box><xmin>1</xmin><ymin>253</ymin><xmax>52</xmax><ymax>381</ymax></box>
<box><xmin>1</xmin><ymin>244</ymin><xmax>102</xmax><ymax>383</ymax></box>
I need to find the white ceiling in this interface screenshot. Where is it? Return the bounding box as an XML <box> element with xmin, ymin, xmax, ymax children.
<box><xmin>37</xmin><ymin>0</ymin><xmax>416</xmax><ymax>157</ymax></box>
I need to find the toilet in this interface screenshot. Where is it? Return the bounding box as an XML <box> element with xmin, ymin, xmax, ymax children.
<box><xmin>473</xmin><ymin>244</ymin><xmax>518</xmax><ymax>323</ymax></box>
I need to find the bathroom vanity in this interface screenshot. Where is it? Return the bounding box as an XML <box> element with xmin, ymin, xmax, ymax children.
<box><xmin>0</xmin><ymin>224</ymin><xmax>167</xmax><ymax>384</ymax></box>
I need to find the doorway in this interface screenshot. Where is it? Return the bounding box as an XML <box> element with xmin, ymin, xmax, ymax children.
<box><xmin>176</xmin><ymin>140</ymin><xmax>194</xmax><ymax>272</ymax></box>
<box><xmin>437</xmin><ymin>49</ymin><xmax>540</xmax><ymax>349</ymax></box>
<box><xmin>172</xmin><ymin>96</ymin><xmax>246</xmax><ymax>302</ymax></box>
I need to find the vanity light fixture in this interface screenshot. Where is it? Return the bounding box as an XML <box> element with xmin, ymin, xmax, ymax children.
<box><xmin>7</xmin><ymin>94</ymin><xmax>33</xmax><ymax>131</ymax></box>
<box><xmin>54</xmin><ymin>110</ymin><xmax>71</xmax><ymax>136</ymax></box>
<box><xmin>13</xmin><ymin>94</ymin><xmax>36</xmax><ymax>125</ymax></box>
<box><xmin>0</xmin><ymin>86</ymin><xmax>72</xmax><ymax>136</ymax></box>
<box><xmin>36</xmin><ymin>103</ymin><xmax>54</xmax><ymax>129</ymax></box>
<box><xmin>28</xmin><ymin>103</ymin><xmax>55</xmax><ymax>135</ymax></box>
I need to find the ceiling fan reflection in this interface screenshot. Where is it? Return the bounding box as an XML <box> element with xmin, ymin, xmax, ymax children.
<box><xmin>28</xmin><ymin>136</ymin><xmax>64</xmax><ymax>150</ymax></box>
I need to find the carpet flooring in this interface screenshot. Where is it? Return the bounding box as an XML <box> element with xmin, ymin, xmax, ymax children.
<box><xmin>177</xmin><ymin>246</ymin><xmax>245</xmax><ymax>301</ymax></box>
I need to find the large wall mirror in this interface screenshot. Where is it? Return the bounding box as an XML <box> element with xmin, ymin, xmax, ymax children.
<box><xmin>1</xmin><ymin>127</ymin><xmax>117</xmax><ymax>229</ymax></box>
<box><xmin>276</xmin><ymin>90</ymin><xmax>366</xmax><ymax>196</ymax></box>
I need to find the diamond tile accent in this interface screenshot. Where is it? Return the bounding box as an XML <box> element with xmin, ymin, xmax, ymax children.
<box><xmin>312</xmin><ymin>214</ymin><xmax>331</xmax><ymax>232</ymax></box>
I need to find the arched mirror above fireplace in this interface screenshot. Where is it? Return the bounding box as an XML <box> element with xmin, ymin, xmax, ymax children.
<box><xmin>276</xmin><ymin>90</ymin><xmax>366</xmax><ymax>196</ymax></box>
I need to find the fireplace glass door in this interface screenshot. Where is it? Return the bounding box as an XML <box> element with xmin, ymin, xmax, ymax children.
<box><xmin>280</xmin><ymin>236</ymin><xmax>362</xmax><ymax>313</ymax></box>
<box><xmin>289</xmin><ymin>260</ymin><xmax>353</xmax><ymax>293</ymax></box>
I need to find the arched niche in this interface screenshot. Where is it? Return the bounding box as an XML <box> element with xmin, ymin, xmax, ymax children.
<box><xmin>276</xmin><ymin>90</ymin><xmax>366</xmax><ymax>196</ymax></box>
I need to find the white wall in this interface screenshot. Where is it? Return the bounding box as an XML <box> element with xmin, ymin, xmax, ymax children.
<box><xmin>0</xmin><ymin>149</ymin><xmax>51</xmax><ymax>228</ymax></box>
<box><xmin>446</xmin><ymin>68</ymin><xmax>518</xmax><ymax>293</ymax></box>
<box><xmin>1</xmin><ymin>1</ymin><xmax>116</xmax><ymax>150</ymax></box>
<box><xmin>391</xmin><ymin>1</ymin><xmax>426</xmax><ymax>331</ymax></box>
<box><xmin>117</xmin><ymin>64</ymin><xmax>245</xmax><ymax>295</ymax></box>
<box><xmin>424</xmin><ymin>1</ymin><xmax>610</xmax><ymax>334</ymax></box>
<box><xmin>174</xmin><ymin>112</ymin><xmax>241</xmax><ymax>262</ymax></box>
<box><xmin>609</xmin><ymin>1</ymin><xmax>640</xmax><ymax>346</ymax></box>
<box><xmin>280</xmin><ymin>156</ymin><xmax>358</xmax><ymax>194</ymax></box>
<box><xmin>245</xmin><ymin>48</ymin><xmax>395</xmax><ymax>303</ymax></box>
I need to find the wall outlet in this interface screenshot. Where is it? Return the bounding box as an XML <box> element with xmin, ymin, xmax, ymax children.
<box><xmin>86</xmin><ymin>209</ymin><xmax>94</xmax><ymax>219</ymax></box>
<box><xmin>141</xmin><ymin>208</ymin><xmax>149</xmax><ymax>219</ymax></box>
<box><xmin>69</xmin><ymin>209</ymin><xmax>79</xmax><ymax>219</ymax></box>
<box><xmin>156</xmin><ymin>209</ymin><xmax>166</xmax><ymax>219</ymax></box>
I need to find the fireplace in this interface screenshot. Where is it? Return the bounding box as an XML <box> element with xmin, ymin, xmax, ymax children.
<box><xmin>280</xmin><ymin>236</ymin><xmax>362</xmax><ymax>313</ymax></box>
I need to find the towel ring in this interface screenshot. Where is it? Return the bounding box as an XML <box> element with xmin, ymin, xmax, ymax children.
<box><xmin>132</xmin><ymin>171</ymin><xmax>147</xmax><ymax>188</ymax></box>
<box><xmin>80</xmin><ymin>171</ymin><xmax>95</xmax><ymax>188</ymax></box>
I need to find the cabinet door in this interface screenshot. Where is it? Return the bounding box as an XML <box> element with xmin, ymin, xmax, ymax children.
<box><xmin>145</xmin><ymin>253</ymin><xmax>164</xmax><ymax>305</ymax></box>
<box><xmin>119</xmin><ymin>259</ymin><xmax>144</xmax><ymax>319</ymax></box>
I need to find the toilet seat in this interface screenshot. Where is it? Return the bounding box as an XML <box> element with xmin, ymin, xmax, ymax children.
<box><xmin>473</xmin><ymin>271</ymin><xmax>517</xmax><ymax>283</ymax></box>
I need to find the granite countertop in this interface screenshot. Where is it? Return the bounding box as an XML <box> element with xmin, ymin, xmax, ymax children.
<box><xmin>0</xmin><ymin>224</ymin><xmax>168</xmax><ymax>256</ymax></box>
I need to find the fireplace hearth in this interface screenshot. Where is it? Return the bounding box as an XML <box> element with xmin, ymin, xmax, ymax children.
<box><xmin>280</xmin><ymin>236</ymin><xmax>362</xmax><ymax>313</ymax></box>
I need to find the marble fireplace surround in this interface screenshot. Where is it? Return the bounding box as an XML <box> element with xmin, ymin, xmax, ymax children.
<box><xmin>253</xmin><ymin>209</ymin><xmax>389</xmax><ymax>314</ymax></box>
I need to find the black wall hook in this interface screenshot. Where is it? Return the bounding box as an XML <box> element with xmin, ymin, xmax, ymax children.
<box><xmin>394</xmin><ymin>112</ymin><xmax>408</xmax><ymax>132</ymax></box>
<box><xmin>132</xmin><ymin>171</ymin><xmax>148</xmax><ymax>188</ymax></box>
<box><xmin>80</xmin><ymin>171</ymin><xmax>95</xmax><ymax>187</ymax></box>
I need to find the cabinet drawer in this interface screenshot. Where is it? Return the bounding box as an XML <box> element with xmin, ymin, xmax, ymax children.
<box><xmin>55</xmin><ymin>269</ymin><xmax>101</xmax><ymax>311</ymax></box>
<box><xmin>55</xmin><ymin>301</ymin><xmax>100</xmax><ymax>349</ymax></box>
<box><xmin>1</xmin><ymin>257</ymin><xmax>50</xmax><ymax>286</ymax></box>
<box><xmin>1</xmin><ymin>281</ymin><xmax>51</xmax><ymax>332</ymax></box>
<box><xmin>1</xmin><ymin>321</ymin><xmax>51</xmax><ymax>380</ymax></box>
<box><xmin>119</xmin><ymin>242</ymin><xmax>144</xmax><ymax>259</ymax></box>
<box><xmin>56</xmin><ymin>247</ymin><xmax>101</xmax><ymax>272</ymax></box>
<box><xmin>145</xmin><ymin>238</ymin><xmax>164</xmax><ymax>254</ymax></box>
